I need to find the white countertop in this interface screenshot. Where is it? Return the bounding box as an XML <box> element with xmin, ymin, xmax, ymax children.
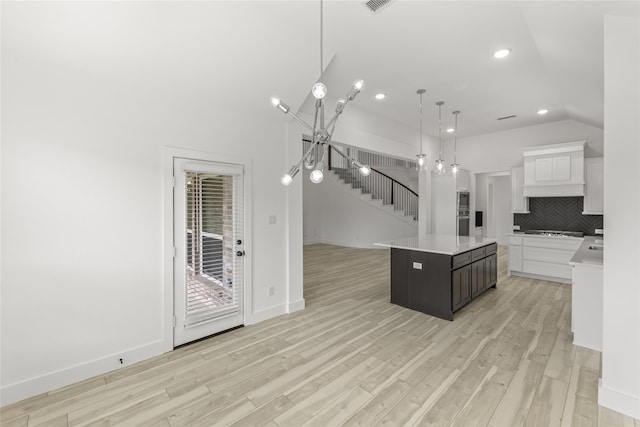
<box><xmin>570</xmin><ymin>236</ymin><xmax>604</xmax><ymax>266</ymax></box>
<box><xmin>374</xmin><ymin>234</ymin><xmax>497</xmax><ymax>256</ymax></box>
<box><xmin>508</xmin><ymin>232</ymin><xmax>584</xmax><ymax>241</ymax></box>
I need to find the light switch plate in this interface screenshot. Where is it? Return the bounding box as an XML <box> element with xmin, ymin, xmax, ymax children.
<box><xmin>412</xmin><ymin>262</ymin><xmax>422</xmax><ymax>270</ymax></box>
<box><xmin>268</xmin><ymin>215</ymin><xmax>277</xmax><ymax>225</ymax></box>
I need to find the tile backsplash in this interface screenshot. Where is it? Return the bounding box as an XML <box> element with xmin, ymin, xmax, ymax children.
<box><xmin>513</xmin><ymin>197</ymin><xmax>603</xmax><ymax>235</ymax></box>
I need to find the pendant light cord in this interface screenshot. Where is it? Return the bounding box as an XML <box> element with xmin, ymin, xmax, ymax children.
<box><xmin>453</xmin><ymin>112</ymin><xmax>458</xmax><ymax>163</ymax></box>
<box><xmin>437</xmin><ymin>102</ymin><xmax>443</xmax><ymax>160</ymax></box>
<box><xmin>419</xmin><ymin>93</ymin><xmax>423</xmax><ymax>153</ymax></box>
<box><xmin>320</xmin><ymin>0</ymin><xmax>323</xmax><ymax>74</ymax></box>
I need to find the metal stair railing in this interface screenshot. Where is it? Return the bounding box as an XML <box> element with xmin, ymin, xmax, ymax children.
<box><xmin>327</xmin><ymin>145</ymin><xmax>418</xmax><ymax>221</ymax></box>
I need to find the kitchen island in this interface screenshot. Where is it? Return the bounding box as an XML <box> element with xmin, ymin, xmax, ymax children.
<box><xmin>375</xmin><ymin>235</ymin><xmax>498</xmax><ymax>320</ymax></box>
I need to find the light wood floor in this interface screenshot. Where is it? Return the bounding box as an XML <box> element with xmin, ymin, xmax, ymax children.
<box><xmin>1</xmin><ymin>244</ymin><xmax>638</xmax><ymax>427</ymax></box>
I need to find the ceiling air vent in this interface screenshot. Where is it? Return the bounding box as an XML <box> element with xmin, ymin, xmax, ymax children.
<box><xmin>497</xmin><ymin>115</ymin><xmax>517</xmax><ymax>120</ymax></box>
<box><xmin>363</xmin><ymin>0</ymin><xmax>395</xmax><ymax>14</ymax></box>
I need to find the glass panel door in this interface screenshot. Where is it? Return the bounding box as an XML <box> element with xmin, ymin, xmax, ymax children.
<box><xmin>174</xmin><ymin>158</ymin><xmax>244</xmax><ymax>346</ymax></box>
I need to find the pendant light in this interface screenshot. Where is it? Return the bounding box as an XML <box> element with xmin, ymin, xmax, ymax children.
<box><xmin>451</xmin><ymin>110</ymin><xmax>460</xmax><ymax>175</ymax></box>
<box><xmin>416</xmin><ymin>89</ymin><xmax>427</xmax><ymax>170</ymax></box>
<box><xmin>435</xmin><ymin>101</ymin><xmax>446</xmax><ymax>174</ymax></box>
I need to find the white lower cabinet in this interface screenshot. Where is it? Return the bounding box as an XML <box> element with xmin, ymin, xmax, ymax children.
<box><xmin>508</xmin><ymin>234</ymin><xmax>582</xmax><ymax>283</ymax></box>
<box><xmin>508</xmin><ymin>236</ymin><xmax>523</xmax><ymax>273</ymax></box>
<box><xmin>572</xmin><ymin>263</ymin><xmax>603</xmax><ymax>351</ymax></box>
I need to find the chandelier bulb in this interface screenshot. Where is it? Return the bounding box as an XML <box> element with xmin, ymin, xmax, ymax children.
<box><xmin>359</xmin><ymin>165</ymin><xmax>371</xmax><ymax>177</ymax></box>
<box><xmin>353</xmin><ymin>80</ymin><xmax>365</xmax><ymax>91</ymax></box>
<box><xmin>312</xmin><ymin>82</ymin><xmax>328</xmax><ymax>100</ymax></box>
<box><xmin>451</xmin><ymin>164</ymin><xmax>459</xmax><ymax>175</ymax></box>
<box><xmin>271</xmin><ymin>97</ymin><xmax>289</xmax><ymax>114</ymax></box>
<box><xmin>281</xmin><ymin>165</ymin><xmax>299</xmax><ymax>185</ymax></box>
<box><xmin>310</xmin><ymin>169</ymin><xmax>324</xmax><ymax>184</ymax></box>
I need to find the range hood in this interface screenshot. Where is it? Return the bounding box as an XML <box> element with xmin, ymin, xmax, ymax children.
<box><xmin>522</xmin><ymin>141</ymin><xmax>585</xmax><ymax>197</ymax></box>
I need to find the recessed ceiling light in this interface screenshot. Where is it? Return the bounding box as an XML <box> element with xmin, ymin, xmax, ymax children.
<box><xmin>537</xmin><ymin>109</ymin><xmax>549</xmax><ymax>115</ymax></box>
<box><xmin>375</xmin><ymin>93</ymin><xmax>386</xmax><ymax>100</ymax></box>
<box><xmin>446</xmin><ymin>128</ymin><xmax>455</xmax><ymax>133</ymax></box>
<box><xmin>493</xmin><ymin>48</ymin><xmax>511</xmax><ymax>59</ymax></box>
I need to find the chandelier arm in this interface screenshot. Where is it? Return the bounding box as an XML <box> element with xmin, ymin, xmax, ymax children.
<box><xmin>290</xmin><ymin>139</ymin><xmax>321</xmax><ymax>173</ymax></box>
<box><xmin>311</xmin><ymin>100</ymin><xmax>321</xmax><ymax>143</ymax></box>
<box><xmin>319</xmin><ymin>141</ymin><xmax>328</xmax><ymax>165</ymax></box>
<box><xmin>325</xmin><ymin>122</ymin><xmax>338</xmax><ymax>147</ymax></box>
<box><xmin>286</xmin><ymin>110</ymin><xmax>314</xmax><ymax>132</ymax></box>
<box><xmin>324</xmin><ymin>110</ymin><xmax>343</xmax><ymax>131</ymax></box>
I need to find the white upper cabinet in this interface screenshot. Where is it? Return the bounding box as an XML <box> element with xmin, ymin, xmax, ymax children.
<box><xmin>583</xmin><ymin>157</ymin><xmax>604</xmax><ymax>215</ymax></box>
<box><xmin>511</xmin><ymin>166</ymin><xmax>529</xmax><ymax>213</ymax></box>
<box><xmin>456</xmin><ymin>169</ymin><xmax>470</xmax><ymax>191</ymax></box>
<box><xmin>522</xmin><ymin>141</ymin><xmax>585</xmax><ymax>197</ymax></box>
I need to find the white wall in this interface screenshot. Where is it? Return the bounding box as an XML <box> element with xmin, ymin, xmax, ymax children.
<box><xmin>430</xmin><ymin>173</ymin><xmax>457</xmax><ymax>235</ymax></box>
<box><xmin>0</xmin><ymin>2</ymin><xmax>306</xmax><ymax>404</ymax></box>
<box><xmin>303</xmin><ymin>172</ymin><xmax>417</xmax><ymax>248</ymax></box>
<box><xmin>490</xmin><ymin>176</ymin><xmax>512</xmax><ymax>246</ymax></box>
<box><xmin>599</xmin><ymin>14</ymin><xmax>640</xmax><ymax>419</ymax></box>
<box><xmin>456</xmin><ymin>119</ymin><xmax>604</xmax><ymax>174</ymax></box>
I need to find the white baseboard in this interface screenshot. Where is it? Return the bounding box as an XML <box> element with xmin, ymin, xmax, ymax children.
<box><xmin>0</xmin><ymin>340</ymin><xmax>166</xmax><ymax>407</ymax></box>
<box><xmin>288</xmin><ymin>298</ymin><xmax>305</xmax><ymax>313</ymax></box>
<box><xmin>307</xmin><ymin>238</ymin><xmax>385</xmax><ymax>249</ymax></box>
<box><xmin>599</xmin><ymin>379</ymin><xmax>640</xmax><ymax>420</ymax></box>
<box><xmin>303</xmin><ymin>238</ymin><xmax>322</xmax><ymax>245</ymax></box>
<box><xmin>245</xmin><ymin>303</ymin><xmax>287</xmax><ymax>325</ymax></box>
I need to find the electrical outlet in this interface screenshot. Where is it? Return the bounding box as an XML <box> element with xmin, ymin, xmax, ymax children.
<box><xmin>268</xmin><ymin>286</ymin><xmax>274</xmax><ymax>296</ymax></box>
<box><xmin>268</xmin><ymin>215</ymin><xmax>276</xmax><ymax>224</ymax></box>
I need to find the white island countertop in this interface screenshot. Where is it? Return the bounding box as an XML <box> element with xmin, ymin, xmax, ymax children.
<box><xmin>374</xmin><ymin>234</ymin><xmax>497</xmax><ymax>256</ymax></box>
<box><xmin>570</xmin><ymin>236</ymin><xmax>603</xmax><ymax>266</ymax></box>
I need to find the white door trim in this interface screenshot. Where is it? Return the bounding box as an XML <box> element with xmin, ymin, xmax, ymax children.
<box><xmin>162</xmin><ymin>146</ymin><xmax>253</xmax><ymax>351</ymax></box>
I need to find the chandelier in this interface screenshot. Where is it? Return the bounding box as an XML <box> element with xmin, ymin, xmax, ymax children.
<box><xmin>271</xmin><ymin>0</ymin><xmax>370</xmax><ymax>185</ymax></box>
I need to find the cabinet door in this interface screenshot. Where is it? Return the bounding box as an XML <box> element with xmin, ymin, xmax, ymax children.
<box><xmin>509</xmin><ymin>245</ymin><xmax>522</xmax><ymax>272</ymax></box>
<box><xmin>583</xmin><ymin>157</ymin><xmax>604</xmax><ymax>214</ymax></box>
<box><xmin>553</xmin><ymin>156</ymin><xmax>571</xmax><ymax>180</ymax></box>
<box><xmin>391</xmin><ymin>249</ymin><xmax>409</xmax><ymax>307</ymax></box>
<box><xmin>485</xmin><ymin>254</ymin><xmax>497</xmax><ymax>287</ymax></box>
<box><xmin>535</xmin><ymin>158</ymin><xmax>553</xmax><ymax>181</ymax></box>
<box><xmin>511</xmin><ymin>167</ymin><xmax>529</xmax><ymax>213</ymax></box>
<box><xmin>471</xmin><ymin>259</ymin><xmax>485</xmax><ymax>297</ymax></box>
<box><xmin>452</xmin><ymin>264</ymin><xmax>471</xmax><ymax>311</ymax></box>
<box><xmin>456</xmin><ymin>169</ymin><xmax>470</xmax><ymax>191</ymax></box>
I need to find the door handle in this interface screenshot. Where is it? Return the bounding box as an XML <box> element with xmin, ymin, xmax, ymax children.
<box><xmin>236</xmin><ymin>250</ymin><xmax>245</xmax><ymax>257</ymax></box>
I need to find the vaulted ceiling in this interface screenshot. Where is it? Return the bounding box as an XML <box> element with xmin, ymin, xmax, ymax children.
<box><xmin>4</xmin><ymin>1</ymin><xmax>639</xmax><ymax>141</ymax></box>
<box><xmin>293</xmin><ymin>1</ymin><xmax>639</xmax><ymax>139</ymax></box>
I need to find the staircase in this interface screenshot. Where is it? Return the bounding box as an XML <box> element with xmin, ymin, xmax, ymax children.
<box><xmin>304</xmin><ymin>139</ymin><xmax>419</xmax><ymax>221</ymax></box>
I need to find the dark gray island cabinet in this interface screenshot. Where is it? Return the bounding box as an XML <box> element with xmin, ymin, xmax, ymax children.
<box><xmin>375</xmin><ymin>235</ymin><xmax>498</xmax><ymax>321</ymax></box>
